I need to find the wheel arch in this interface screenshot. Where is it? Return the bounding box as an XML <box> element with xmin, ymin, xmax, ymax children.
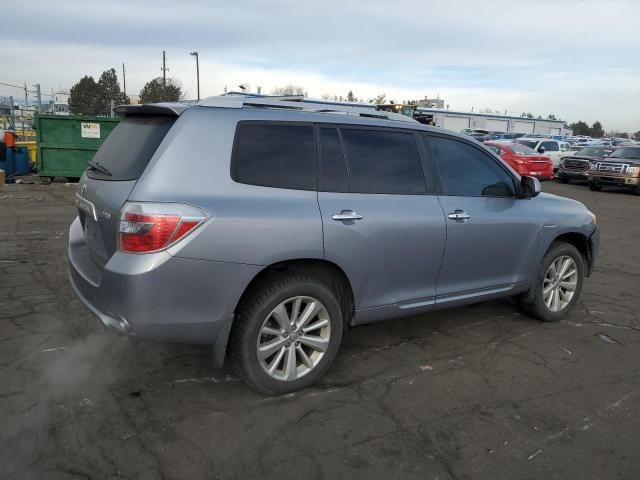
<box><xmin>549</xmin><ymin>231</ymin><xmax>593</xmax><ymax>276</ymax></box>
<box><xmin>215</xmin><ymin>258</ymin><xmax>355</xmax><ymax>366</ymax></box>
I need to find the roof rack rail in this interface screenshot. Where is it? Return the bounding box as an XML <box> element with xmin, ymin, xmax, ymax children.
<box><xmin>198</xmin><ymin>94</ymin><xmax>417</xmax><ymax>123</ymax></box>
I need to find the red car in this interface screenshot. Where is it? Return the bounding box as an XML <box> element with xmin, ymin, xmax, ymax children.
<box><xmin>484</xmin><ymin>141</ymin><xmax>554</xmax><ymax>180</ymax></box>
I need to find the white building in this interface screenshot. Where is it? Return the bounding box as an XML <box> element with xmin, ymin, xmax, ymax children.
<box><xmin>51</xmin><ymin>93</ymin><xmax>69</xmax><ymax>115</ymax></box>
<box><xmin>416</xmin><ymin>96</ymin><xmax>445</xmax><ymax>109</ymax></box>
<box><xmin>415</xmin><ymin>107</ymin><xmax>571</xmax><ymax>136</ymax></box>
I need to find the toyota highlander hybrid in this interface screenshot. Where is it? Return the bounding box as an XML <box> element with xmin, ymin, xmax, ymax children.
<box><xmin>69</xmin><ymin>95</ymin><xmax>599</xmax><ymax>394</ymax></box>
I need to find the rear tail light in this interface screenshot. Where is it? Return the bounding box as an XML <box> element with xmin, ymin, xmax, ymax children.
<box><xmin>118</xmin><ymin>202</ymin><xmax>209</xmax><ymax>253</ymax></box>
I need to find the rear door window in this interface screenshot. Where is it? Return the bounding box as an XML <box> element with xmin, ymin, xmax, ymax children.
<box><xmin>87</xmin><ymin>116</ymin><xmax>175</xmax><ymax>181</ymax></box>
<box><xmin>319</xmin><ymin>127</ymin><xmax>349</xmax><ymax>192</ymax></box>
<box><xmin>339</xmin><ymin>129</ymin><xmax>426</xmax><ymax>194</ymax></box>
<box><xmin>232</xmin><ymin>123</ymin><xmax>316</xmax><ymax>190</ymax></box>
<box><xmin>427</xmin><ymin>135</ymin><xmax>516</xmax><ymax>197</ymax></box>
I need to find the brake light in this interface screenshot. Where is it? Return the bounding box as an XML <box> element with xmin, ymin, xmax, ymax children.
<box><xmin>118</xmin><ymin>202</ymin><xmax>208</xmax><ymax>253</ymax></box>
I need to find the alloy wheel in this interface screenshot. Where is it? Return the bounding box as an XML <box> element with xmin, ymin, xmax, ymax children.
<box><xmin>542</xmin><ymin>255</ymin><xmax>578</xmax><ymax>312</ymax></box>
<box><xmin>256</xmin><ymin>296</ymin><xmax>331</xmax><ymax>381</ymax></box>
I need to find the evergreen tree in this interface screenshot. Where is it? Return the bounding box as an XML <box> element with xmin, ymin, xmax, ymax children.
<box><xmin>569</xmin><ymin>121</ymin><xmax>591</xmax><ymax>136</ymax></box>
<box><xmin>139</xmin><ymin>77</ymin><xmax>183</xmax><ymax>103</ymax></box>
<box><xmin>590</xmin><ymin>121</ymin><xmax>604</xmax><ymax>138</ymax></box>
<box><xmin>97</xmin><ymin>68</ymin><xmax>128</xmax><ymax>115</ymax></box>
<box><xmin>68</xmin><ymin>76</ymin><xmax>100</xmax><ymax>116</ymax></box>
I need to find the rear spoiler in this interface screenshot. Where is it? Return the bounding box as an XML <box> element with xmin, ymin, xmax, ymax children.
<box><xmin>114</xmin><ymin>102</ymin><xmax>194</xmax><ymax>116</ymax></box>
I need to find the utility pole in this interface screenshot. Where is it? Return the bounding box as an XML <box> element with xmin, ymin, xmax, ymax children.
<box><xmin>162</xmin><ymin>50</ymin><xmax>167</xmax><ymax>90</ymax></box>
<box><xmin>190</xmin><ymin>51</ymin><xmax>200</xmax><ymax>101</ymax></box>
<box><xmin>24</xmin><ymin>82</ymin><xmax>28</xmax><ymax>116</ymax></box>
<box><xmin>9</xmin><ymin>96</ymin><xmax>16</xmax><ymax>131</ymax></box>
<box><xmin>34</xmin><ymin>83</ymin><xmax>42</xmax><ymax>113</ymax></box>
<box><xmin>122</xmin><ymin>63</ymin><xmax>127</xmax><ymax>98</ymax></box>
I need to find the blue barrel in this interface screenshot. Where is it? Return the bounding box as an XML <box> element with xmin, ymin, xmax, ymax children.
<box><xmin>0</xmin><ymin>145</ymin><xmax>30</xmax><ymax>177</ymax></box>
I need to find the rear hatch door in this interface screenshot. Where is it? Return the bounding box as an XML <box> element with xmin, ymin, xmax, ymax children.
<box><xmin>76</xmin><ymin>107</ymin><xmax>183</xmax><ymax>268</ymax></box>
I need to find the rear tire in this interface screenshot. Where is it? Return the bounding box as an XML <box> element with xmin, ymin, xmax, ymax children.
<box><xmin>589</xmin><ymin>182</ymin><xmax>602</xmax><ymax>191</ymax></box>
<box><xmin>519</xmin><ymin>243</ymin><xmax>584</xmax><ymax>322</ymax></box>
<box><xmin>229</xmin><ymin>273</ymin><xmax>343</xmax><ymax>394</ymax></box>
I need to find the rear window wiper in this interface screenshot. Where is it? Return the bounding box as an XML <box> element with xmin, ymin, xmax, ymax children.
<box><xmin>87</xmin><ymin>160</ymin><xmax>112</xmax><ymax>176</ymax></box>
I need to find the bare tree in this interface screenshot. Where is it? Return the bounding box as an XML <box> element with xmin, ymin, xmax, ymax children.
<box><xmin>321</xmin><ymin>93</ymin><xmax>333</xmax><ymax>100</ymax></box>
<box><xmin>271</xmin><ymin>85</ymin><xmax>307</xmax><ymax>96</ymax></box>
<box><xmin>372</xmin><ymin>93</ymin><xmax>386</xmax><ymax>104</ymax></box>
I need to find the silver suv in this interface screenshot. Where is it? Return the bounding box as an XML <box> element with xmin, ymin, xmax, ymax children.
<box><xmin>69</xmin><ymin>95</ymin><xmax>599</xmax><ymax>394</ymax></box>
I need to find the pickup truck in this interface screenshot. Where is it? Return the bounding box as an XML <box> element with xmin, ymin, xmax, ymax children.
<box><xmin>557</xmin><ymin>146</ymin><xmax>610</xmax><ymax>184</ymax></box>
<box><xmin>516</xmin><ymin>138</ymin><xmax>574</xmax><ymax>170</ymax></box>
<box><xmin>588</xmin><ymin>146</ymin><xmax>640</xmax><ymax>194</ymax></box>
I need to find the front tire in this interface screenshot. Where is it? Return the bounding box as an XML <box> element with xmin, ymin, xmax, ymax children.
<box><xmin>520</xmin><ymin>243</ymin><xmax>584</xmax><ymax>322</ymax></box>
<box><xmin>229</xmin><ymin>273</ymin><xmax>343</xmax><ymax>394</ymax></box>
<box><xmin>558</xmin><ymin>178</ymin><xmax>569</xmax><ymax>184</ymax></box>
<box><xmin>589</xmin><ymin>182</ymin><xmax>602</xmax><ymax>191</ymax></box>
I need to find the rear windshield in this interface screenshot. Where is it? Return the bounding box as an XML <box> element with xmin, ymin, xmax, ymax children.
<box><xmin>86</xmin><ymin>116</ymin><xmax>175</xmax><ymax>181</ymax></box>
<box><xmin>609</xmin><ymin>147</ymin><xmax>640</xmax><ymax>159</ymax></box>
<box><xmin>508</xmin><ymin>144</ymin><xmax>537</xmax><ymax>155</ymax></box>
<box><xmin>578</xmin><ymin>147</ymin><xmax>605</xmax><ymax>157</ymax></box>
<box><xmin>516</xmin><ymin>140</ymin><xmax>538</xmax><ymax>149</ymax></box>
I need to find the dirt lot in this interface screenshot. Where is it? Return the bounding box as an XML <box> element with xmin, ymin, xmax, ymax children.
<box><xmin>1</xmin><ymin>180</ymin><xmax>639</xmax><ymax>480</ymax></box>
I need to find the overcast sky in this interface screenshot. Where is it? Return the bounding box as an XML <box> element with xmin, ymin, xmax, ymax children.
<box><xmin>1</xmin><ymin>0</ymin><xmax>639</xmax><ymax>131</ymax></box>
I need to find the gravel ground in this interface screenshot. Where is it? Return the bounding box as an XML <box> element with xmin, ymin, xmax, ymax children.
<box><xmin>1</xmin><ymin>180</ymin><xmax>639</xmax><ymax>480</ymax></box>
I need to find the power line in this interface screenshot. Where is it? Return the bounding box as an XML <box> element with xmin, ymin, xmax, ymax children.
<box><xmin>0</xmin><ymin>81</ymin><xmax>23</xmax><ymax>89</ymax></box>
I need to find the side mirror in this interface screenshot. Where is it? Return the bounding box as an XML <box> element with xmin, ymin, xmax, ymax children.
<box><xmin>537</xmin><ymin>147</ymin><xmax>545</xmax><ymax>154</ymax></box>
<box><xmin>520</xmin><ymin>176</ymin><xmax>541</xmax><ymax>198</ymax></box>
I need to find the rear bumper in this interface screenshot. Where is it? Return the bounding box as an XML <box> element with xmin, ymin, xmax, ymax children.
<box><xmin>533</xmin><ymin>172</ymin><xmax>554</xmax><ymax>181</ymax></box>
<box><xmin>68</xmin><ymin>217</ymin><xmax>261</xmax><ymax>349</ymax></box>
<box><xmin>518</xmin><ymin>165</ymin><xmax>554</xmax><ymax>180</ymax></box>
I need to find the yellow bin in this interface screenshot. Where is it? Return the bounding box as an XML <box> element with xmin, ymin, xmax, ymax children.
<box><xmin>15</xmin><ymin>141</ymin><xmax>37</xmax><ymax>165</ymax></box>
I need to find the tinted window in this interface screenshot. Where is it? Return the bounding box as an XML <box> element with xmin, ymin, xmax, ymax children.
<box><xmin>610</xmin><ymin>147</ymin><xmax>640</xmax><ymax>159</ymax></box>
<box><xmin>233</xmin><ymin>123</ymin><xmax>316</xmax><ymax>190</ymax></box>
<box><xmin>579</xmin><ymin>147</ymin><xmax>605</xmax><ymax>157</ymax></box>
<box><xmin>516</xmin><ymin>139</ymin><xmax>538</xmax><ymax>149</ymax></box>
<box><xmin>509</xmin><ymin>144</ymin><xmax>537</xmax><ymax>155</ymax></box>
<box><xmin>485</xmin><ymin>145</ymin><xmax>502</xmax><ymax>155</ymax></box>
<box><xmin>319</xmin><ymin>128</ymin><xmax>349</xmax><ymax>192</ymax></box>
<box><xmin>340</xmin><ymin>129</ymin><xmax>425</xmax><ymax>194</ymax></box>
<box><xmin>428</xmin><ymin>135</ymin><xmax>515</xmax><ymax>197</ymax></box>
<box><xmin>541</xmin><ymin>141</ymin><xmax>559</xmax><ymax>151</ymax></box>
<box><xmin>87</xmin><ymin>116</ymin><xmax>175</xmax><ymax>181</ymax></box>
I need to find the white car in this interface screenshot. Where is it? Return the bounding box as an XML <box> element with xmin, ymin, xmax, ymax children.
<box><xmin>515</xmin><ymin>138</ymin><xmax>575</xmax><ymax>169</ymax></box>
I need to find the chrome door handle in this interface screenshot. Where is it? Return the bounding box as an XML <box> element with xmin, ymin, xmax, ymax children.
<box><xmin>332</xmin><ymin>211</ymin><xmax>363</xmax><ymax>222</ymax></box>
<box><xmin>447</xmin><ymin>210</ymin><xmax>471</xmax><ymax>220</ymax></box>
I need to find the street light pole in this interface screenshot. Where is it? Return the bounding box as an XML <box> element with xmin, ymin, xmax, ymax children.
<box><xmin>190</xmin><ymin>51</ymin><xmax>200</xmax><ymax>101</ymax></box>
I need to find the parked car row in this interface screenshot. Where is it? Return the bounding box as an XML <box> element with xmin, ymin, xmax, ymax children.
<box><xmin>485</xmin><ymin>139</ymin><xmax>640</xmax><ymax>195</ymax></box>
<box><xmin>484</xmin><ymin>141</ymin><xmax>554</xmax><ymax>180</ymax></box>
<box><xmin>483</xmin><ymin>137</ymin><xmax>575</xmax><ymax>177</ymax></box>
<box><xmin>557</xmin><ymin>146</ymin><xmax>640</xmax><ymax>194</ymax></box>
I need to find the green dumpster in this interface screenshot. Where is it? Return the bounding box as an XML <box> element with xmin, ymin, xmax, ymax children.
<box><xmin>35</xmin><ymin>114</ymin><xmax>120</xmax><ymax>179</ymax></box>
